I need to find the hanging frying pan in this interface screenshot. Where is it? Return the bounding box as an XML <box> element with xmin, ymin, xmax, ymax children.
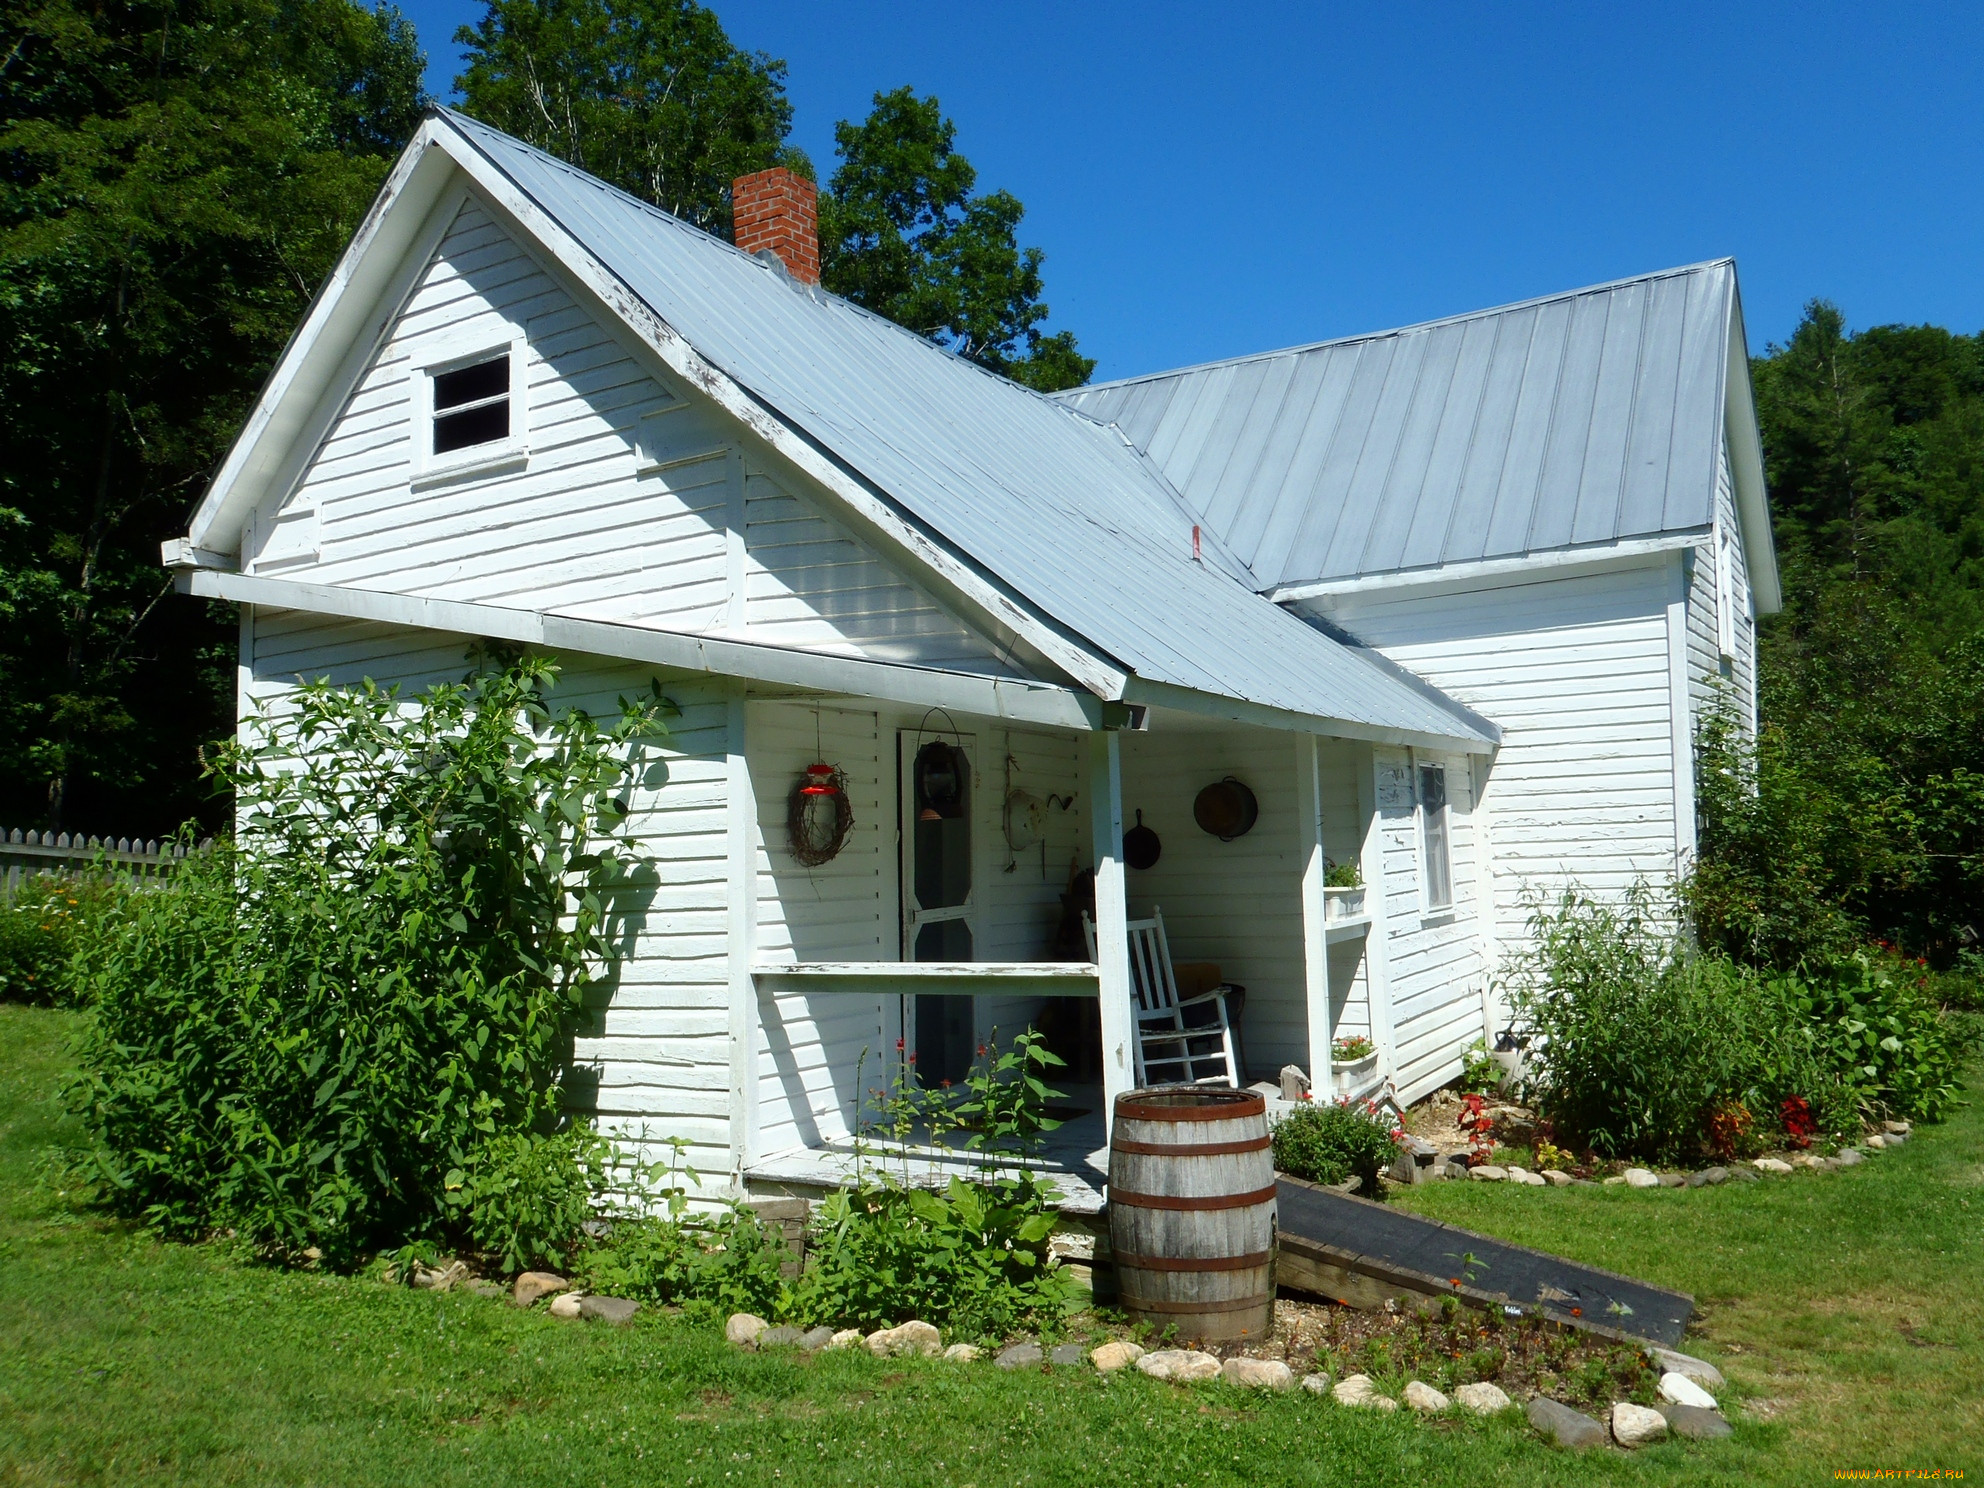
<box><xmin>1193</xmin><ymin>777</ymin><xmax>1259</xmax><ymax>841</ymax></box>
<box><xmin>1123</xmin><ymin>809</ymin><xmax>1162</xmax><ymax>870</ymax></box>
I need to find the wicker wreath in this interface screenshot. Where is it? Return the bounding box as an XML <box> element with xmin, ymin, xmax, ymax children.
<box><xmin>787</xmin><ymin>763</ymin><xmax>854</xmax><ymax>867</ymax></box>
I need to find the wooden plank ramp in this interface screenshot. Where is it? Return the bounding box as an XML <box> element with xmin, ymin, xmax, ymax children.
<box><xmin>1274</xmin><ymin>1177</ymin><xmax>1694</xmax><ymax>1348</ymax></box>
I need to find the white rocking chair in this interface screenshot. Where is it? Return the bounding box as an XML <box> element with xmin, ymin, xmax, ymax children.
<box><xmin>1083</xmin><ymin>907</ymin><xmax>1239</xmax><ymax>1087</ymax></box>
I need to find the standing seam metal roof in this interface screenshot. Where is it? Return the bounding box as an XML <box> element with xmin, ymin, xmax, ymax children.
<box><xmin>439</xmin><ymin>110</ymin><xmax>1492</xmax><ymax>744</ymax></box>
<box><xmin>1055</xmin><ymin>262</ymin><xmax>1737</xmax><ymax>592</ymax></box>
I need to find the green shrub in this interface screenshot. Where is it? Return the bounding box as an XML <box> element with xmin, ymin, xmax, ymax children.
<box><xmin>1270</xmin><ymin>1099</ymin><xmax>1401</xmax><ymax>1192</ymax></box>
<box><xmin>792</xmin><ymin>1173</ymin><xmax>1063</xmax><ymax>1339</ymax></box>
<box><xmin>577</xmin><ymin>1033</ymin><xmax>1073</xmax><ymax>1339</ymax></box>
<box><xmin>579</xmin><ymin>1206</ymin><xmax>796</xmax><ymax>1323</ymax></box>
<box><xmin>453</xmin><ymin>1126</ymin><xmax>619</xmax><ymax>1275</ymax></box>
<box><xmin>0</xmin><ymin>872</ymin><xmax>122</xmax><ymax>1005</ymax></box>
<box><xmin>68</xmin><ymin>656</ymin><xmax>669</xmax><ymax>1266</ymax></box>
<box><xmin>1508</xmin><ymin>887</ymin><xmax>1968</xmax><ymax>1162</ymax></box>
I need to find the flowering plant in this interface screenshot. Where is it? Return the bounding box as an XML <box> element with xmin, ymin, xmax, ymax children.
<box><xmin>1780</xmin><ymin>1095</ymin><xmax>1818</xmax><ymax>1149</ymax></box>
<box><xmin>1271</xmin><ymin>1096</ymin><xmax>1403</xmax><ymax>1191</ymax></box>
<box><xmin>1333</xmin><ymin>1034</ymin><xmax>1376</xmax><ymax>1062</ymax></box>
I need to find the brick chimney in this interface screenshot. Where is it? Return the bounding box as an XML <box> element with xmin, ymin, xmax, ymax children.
<box><xmin>731</xmin><ymin>167</ymin><xmax>819</xmax><ymax>285</ymax></box>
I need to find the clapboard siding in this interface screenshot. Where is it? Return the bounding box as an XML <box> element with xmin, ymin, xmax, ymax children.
<box><xmin>746</xmin><ymin>704</ymin><xmax>1088</xmax><ymax>1157</ymax></box>
<box><xmin>243</xmin><ymin>606</ymin><xmax>738</xmax><ymax>1191</ymax></box>
<box><xmin>749</xmin><ymin>701</ymin><xmax>891</xmax><ymax>1157</ymax></box>
<box><xmin>743</xmin><ymin>474</ymin><xmax>1025</xmax><ymax>674</ymax></box>
<box><xmin>248</xmin><ymin>196</ymin><xmax>1027</xmax><ymax>679</ymax></box>
<box><xmin>1371</xmin><ymin>746</ymin><xmax>1490</xmax><ymax>1101</ymax></box>
<box><xmin>1319</xmin><ymin>564</ymin><xmax>1677</xmax><ymax>965</ymax></box>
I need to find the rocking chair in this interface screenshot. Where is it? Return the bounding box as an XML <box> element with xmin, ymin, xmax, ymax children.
<box><xmin>1083</xmin><ymin>907</ymin><xmax>1239</xmax><ymax>1087</ymax></box>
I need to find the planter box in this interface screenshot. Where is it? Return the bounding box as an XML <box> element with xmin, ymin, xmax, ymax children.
<box><xmin>1332</xmin><ymin>1050</ymin><xmax>1380</xmax><ymax>1098</ymax></box>
<box><xmin>1323</xmin><ymin>885</ymin><xmax>1366</xmax><ymax>922</ymax></box>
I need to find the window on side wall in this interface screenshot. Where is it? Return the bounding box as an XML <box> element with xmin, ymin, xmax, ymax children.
<box><xmin>1418</xmin><ymin>762</ymin><xmax>1452</xmax><ymax>913</ymax></box>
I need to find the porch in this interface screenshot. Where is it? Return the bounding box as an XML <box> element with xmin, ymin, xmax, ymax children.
<box><xmin>731</xmin><ymin>693</ymin><xmax>1478</xmax><ymax>1200</ymax></box>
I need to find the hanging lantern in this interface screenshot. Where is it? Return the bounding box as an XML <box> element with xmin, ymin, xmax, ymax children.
<box><xmin>788</xmin><ymin>762</ymin><xmax>854</xmax><ymax>866</ymax></box>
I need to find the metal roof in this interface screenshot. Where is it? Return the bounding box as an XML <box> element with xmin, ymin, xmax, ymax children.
<box><xmin>1056</xmin><ymin>262</ymin><xmax>1739</xmax><ymax>592</ymax></box>
<box><xmin>440</xmin><ymin>110</ymin><xmax>1494</xmax><ymax>745</ymax></box>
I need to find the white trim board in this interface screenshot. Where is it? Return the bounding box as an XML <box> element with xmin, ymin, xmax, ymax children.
<box><xmin>1269</xmin><ymin>533</ymin><xmax>1702</xmax><ymax>607</ymax></box>
<box><xmin>184</xmin><ymin>568</ymin><xmax>1103</xmax><ymax>731</ymax></box>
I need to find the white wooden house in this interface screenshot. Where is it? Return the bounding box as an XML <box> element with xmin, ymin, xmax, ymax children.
<box><xmin>164</xmin><ymin>110</ymin><xmax>1777</xmax><ymax>1209</ymax></box>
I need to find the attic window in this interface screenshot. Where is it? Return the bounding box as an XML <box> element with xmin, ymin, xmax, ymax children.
<box><xmin>432</xmin><ymin>356</ymin><xmax>511</xmax><ymax>454</ymax></box>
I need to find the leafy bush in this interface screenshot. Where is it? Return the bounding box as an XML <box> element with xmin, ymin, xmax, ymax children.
<box><xmin>0</xmin><ymin>872</ymin><xmax>122</xmax><ymax>1005</ymax></box>
<box><xmin>454</xmin><ymin>1126</ymin><xmax>619</xmax><ymax>1275</ymax></box>
<box><xmin>1507</xmin><ymin>887</ymin><xmax>1968</xmax><ymax>1162</ymax></box>
<box><xmin>580</xmin><ymin>1206</ymin><xmax>796</xmax><ymax>1323</ymax></box>
<box><xmin>68</xmin><ymin>656</ymin><xmax>669</xmax><ymax>1265</ymax></box>
<box><xmin>576</xmin><ymin>1033</ymin><xmax>1072</xmax><ymax>1339</ymax></box>
<box><xmin>1271</xmin><ymin>1098</ymin><xmax>1401</xmax><ymax>1192</ymax></box>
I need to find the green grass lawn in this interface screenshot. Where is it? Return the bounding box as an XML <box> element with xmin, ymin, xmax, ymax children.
<box><xmin>1</xmin><ymin>1003</ymin><xmax>1975</xmax><ymax>1486</ymax></box>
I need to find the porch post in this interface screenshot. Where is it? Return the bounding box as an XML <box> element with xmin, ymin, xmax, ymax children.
<box><xmin>1088</xmin><ymin>729</ymin><xmax>1135</xmax><ymax>1131</ymax></box>
<box><xmin>1296</xmin><ymin>733</ymin><xmax>1333</xmax><ymax>1097</ymax></box>
<box><xmin>724</xmin><ymin>693</ymin><xmax>761</xmax><ymax>1184</ymax></box>
<box><xmin>1359</xmin><ymin>748</ymin><xmax>1398</xmax><ymax>1092</ymax></box>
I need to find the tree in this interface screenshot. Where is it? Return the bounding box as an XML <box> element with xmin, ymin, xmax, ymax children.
<box><xmin>453</xmin><ymin>0</ymin><xmax>799</xmax><ymax>236</ymax></box>
<box><xmin>820</xmin><ymin>88</ymin><xmax>1093</xmax><ymax>392</ymax></box>
<box><xmin>1694</xmin><ymin>302</ymin><xmax>1984</xmax><ymax>967</ymax></box>
<box><xmin>0</xmin><ymin>0</ymin><xmax>427</xmax><ymax>833</ymax></box>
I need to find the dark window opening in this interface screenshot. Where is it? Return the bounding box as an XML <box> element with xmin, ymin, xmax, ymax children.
<box><xmin>431</xmin><ymin>355</ymin><xmax>511</xmax><ymax>455</ymax></box>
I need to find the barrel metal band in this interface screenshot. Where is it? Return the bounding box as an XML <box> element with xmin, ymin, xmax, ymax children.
<box><xmin>1115</xmin><ymin>1092</ymin><xmax>1266</xmax><ymax>1123</ymax></box>
<box><xmin>1107</xmin><ymin>1183</ymin><xmax>1278</xmax><ymax>1211</ymax></box>
<box><xmin>1113</xmin><ymin>1248</ymin><xmax>1273</xmax><ymax>1273</ymax></box>
<box><xmin>1111</xmin><ymin>1135</ymin><xmax>1271</xmax><ymax>1157</ymax></box>
<box><xmin>1119</xmin><ymin>1293</ymin><xmax>1273</xmax><ymax>1315</ymax></box>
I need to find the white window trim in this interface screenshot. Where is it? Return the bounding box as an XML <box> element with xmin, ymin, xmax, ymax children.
<box><xmin>1413</xmin><ymin>751</ymin><xmax>1455</xmax><ymax>921</ymax></box>
<box><xmin>410</xmin><ymin>336</ymin><xmax>530</xmax><ymax>488</ymax></box>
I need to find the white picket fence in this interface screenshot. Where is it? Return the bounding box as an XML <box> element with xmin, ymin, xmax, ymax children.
<box><xmin>2</xmin><ymin>827</ymin><xmax>205</xmax><ymax>901</ymax></box>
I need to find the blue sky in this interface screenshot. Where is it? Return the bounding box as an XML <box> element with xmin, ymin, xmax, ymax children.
<box><xmin>401</xmin><ymin>2</ymin><xmax>1984</xmax><ymax>384</ymax></box>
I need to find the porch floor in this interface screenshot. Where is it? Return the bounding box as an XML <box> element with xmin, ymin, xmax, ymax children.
<box><xmin>744</xmin><ymin>1086</ymin><xmax>1110</xmax><ymax>1216</ymax></box>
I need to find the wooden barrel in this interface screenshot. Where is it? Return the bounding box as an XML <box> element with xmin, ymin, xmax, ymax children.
<box><xmin>1108</xmin><ymin>1087</ymin><xmax>1277</xmax><ymax>1343</ymax></box>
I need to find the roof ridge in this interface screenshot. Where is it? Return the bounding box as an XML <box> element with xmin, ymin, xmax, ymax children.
<box><xmin>1062</xmin><ymin>258</ymin><xmax>1738</xmax><ymax>397</ymax></box>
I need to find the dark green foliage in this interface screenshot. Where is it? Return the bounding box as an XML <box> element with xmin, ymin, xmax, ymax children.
<box><xmin>1270</xmin><ymin>1099</ymin><xmax>1401</xmax><ymax>1192</ymax></box>
<box><xmin>819</xmin><ymin>88</ymin><xmax>1093</xmax><ymax>392</ymax></box>
<box><xmin>453</xmin><ymin>0</ymin><xmax>799</xmax><ymax>235</ymax></box>
<box><xmin>66</xmin><ymin>656</ymin><xmax>669</xmax><ymax>1265</ymax></box>
<box><xmin>1509</xmin><ymin>889</ymin><xmax>1967</xmax><ymax>1162</ymax></box>
<box><xmin>1722</xmin><ymin>303</ymin><xmax>1984</xmax><ymax>969</ymax></box>
<box><xmin>0</xmin><ymin>0</ymin><xmax>427</xmax><ymax>836</ymax></box>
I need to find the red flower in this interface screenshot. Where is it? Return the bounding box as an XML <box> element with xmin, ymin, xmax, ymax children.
<box><xmin>896</xmin><ymin>1038</ymin><xmax>906</xmax><ymax>1052</ymax></box>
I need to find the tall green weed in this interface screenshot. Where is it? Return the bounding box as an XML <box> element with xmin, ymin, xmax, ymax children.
<box><xmin>68</xmin><ymin>655</ymin><xmax>669</xmax><ymax>1266</ymax></box>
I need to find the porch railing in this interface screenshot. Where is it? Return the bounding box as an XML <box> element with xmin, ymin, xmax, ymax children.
<box><xmin>751</xmin><ymin>962</ymin><xmax>1100</xmax><ymax>999</ymax></box>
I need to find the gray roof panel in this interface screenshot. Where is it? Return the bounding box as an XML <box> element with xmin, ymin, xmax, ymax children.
<box><xmin>1058</xmin><ymin>261</ymin><xmax>1738</xmax><ymax>591</ymax></box>
<box><xmin>438</xmin><ymin>110</ymin><xmax>1491</xmax><ymax>744</ymax></box>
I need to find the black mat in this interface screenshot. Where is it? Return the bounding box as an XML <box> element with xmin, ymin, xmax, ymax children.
<box><xmin>1276</xmin><ymin>1178</ymin><xmax>1693</xmax><ymax>1348</ymax></box>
